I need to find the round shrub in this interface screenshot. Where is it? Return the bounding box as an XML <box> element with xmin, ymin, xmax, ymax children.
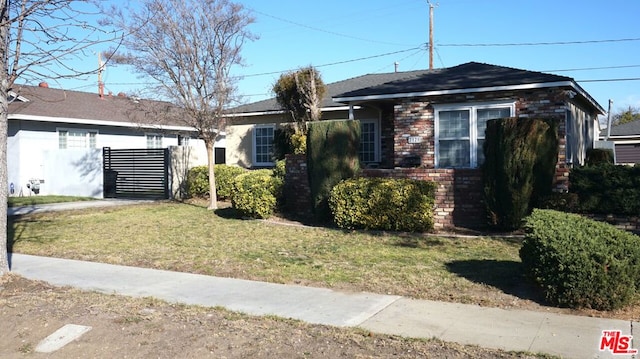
<box><xmin>186</xmin><ymin>166</ymin><xmax>209</xmax><ymax>198</ymax></box>
<box><xmin>185</xmin><ymin>165</ymin><xmax>247</xmax><ymax>199</ymax></box>
<box><xmin>329</xmin><ymin>177</ymin><xmax>436</xmax><ymax>232</ymax></box>
<box><xmin>215</xmin><ymin>164</ymin><xmax>248</xmax><ymax>200</ymax></box>
<box><xmin>520</xmin><ymin>209</ymin><xmax>640</xmax><ymax>310</ymax></box>
<box><xmin>231</xmin><ymin>170</ymin><xmax>283</xmax><ymax>219</ymax></box>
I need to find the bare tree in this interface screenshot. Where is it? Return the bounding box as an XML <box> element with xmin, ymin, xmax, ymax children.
<box><xmin>0</xmin><ymin>0</ymin><xmax>120</xmax><ymax>276</ymax></box>
<box><xmin>108</xmin><ymin>0</ymin><xmax>255</xmax><ymax>210</ymax></box>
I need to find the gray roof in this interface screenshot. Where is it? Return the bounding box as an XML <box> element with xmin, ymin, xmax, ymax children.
<box><xmin>8</xmin><ymin>84</ymin><xmax>187</xmax><ymax>128</ymax></box>
<box><xmin>602</xmin><ymin>118</ymin><xmax>640</xmax><ymax>137</ymax></box>
<box><xmin>234</xmin><ymin>62</ymin><xmax>604</xmax><ymax>115</ymax></box>
<box><xmin>334</xmin><ymin>62</ymin><xmax>575</xmax><ymax>99</ymax></box>
<box><xmin>232</xmin><ymin>69</ymin><xmax>432</xmax><ymax>113</ymax></box>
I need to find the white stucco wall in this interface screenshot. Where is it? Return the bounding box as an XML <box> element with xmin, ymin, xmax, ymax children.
<box><xmin>8</xmin><ymin>119</ymin><xmax>212</xmax><ymax>198</ymax></box>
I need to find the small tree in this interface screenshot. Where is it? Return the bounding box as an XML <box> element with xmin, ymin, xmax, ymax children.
<box><xmin>0</xmin><ymin>0</ymin><xmax>120</xmax><ymax>276</ymax></box>
<box><xmin>109</xmin><ymin>0</ymin><xmax>255</xmax><ymax>210</ymax></box>
<box><xmin>613</xmin><ymin>106</ymin><xmax>640</xmax><ymax>126</ymax></box>
<box><xmin>273</xmin><ymin>66</ymin><xmax>326</xmax><ymax>134</ymax></box>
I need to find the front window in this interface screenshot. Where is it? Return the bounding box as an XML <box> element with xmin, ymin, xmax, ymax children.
<box><xmin>146</xmin><ymin>134</ymin><xmax>163</xmax><ymax>149</ymax></box>
<box><xmin>253</xmin><ymin>125</ymin><xmax>275</xmax><ymax>165</ymax></box>
<box><xmin>360</xmin><ymin>120</ymin><xmax>379</xmax><ymax>163</ymax></box>
<box><xmin>435</xmin><ymin>103</ymin><xmax>514</xmax><ymax>168</ymax></box>
<box><xmin>58</xmin><ymin>129</ymin><xmax>98</xmax><ymax>149</ymax></box>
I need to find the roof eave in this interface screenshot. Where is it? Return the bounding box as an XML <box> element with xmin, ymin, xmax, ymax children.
<box><xmin>333</xmin><ymin>81</ymin><xmax>606</xmax><ymax>115</ymax></box>
<box><xmin>9</xmin><ymin>113</ymin><xmax>200</xmax><ymax>132</ymax></box>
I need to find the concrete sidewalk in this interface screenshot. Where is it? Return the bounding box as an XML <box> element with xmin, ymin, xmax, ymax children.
<box><xmin>8</xmin><ymin>199</ymin><xmax>151</xmax><ymax>216</ymax></box>
<box><xmin>8</xmin><ymin>253</ymin><xmax>638</xmax><ymax>359</ymax></box>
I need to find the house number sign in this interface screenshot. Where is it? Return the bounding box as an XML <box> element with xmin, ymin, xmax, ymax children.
<box><xmin>407</xmin><ymin>136</ymin><xmax>422</xmax><ymax>144</ymax></box>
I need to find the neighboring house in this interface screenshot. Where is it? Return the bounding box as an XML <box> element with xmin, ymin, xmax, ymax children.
<box><xmin>600</xmin><ymin>119</ymin><xmax>640</xmax><ymax>164</ymax></box>
<box><xmin>228</xmin><ymin>62</ymin><xmax>604</xmax><ymax>228</ymax></box>
<box><xmin>8</xmin><ymin>83</ymin><xmax>218</xmax><ymax>198</ymax></box>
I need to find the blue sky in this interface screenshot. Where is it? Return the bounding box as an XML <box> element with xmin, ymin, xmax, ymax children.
<box><xmin>57</xmin><ymin>0</ymin><xmax>640</xmax><ymax>117</ymax></box>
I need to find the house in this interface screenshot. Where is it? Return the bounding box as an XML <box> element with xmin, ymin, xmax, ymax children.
<box><xmin>228</xmin><ymin>62</ymin><xmax>605</xmax><ymax>228</ymax></box>
<box><xmin>8</xmin><ymin>83</ymin><xmax>218</xmax><ymax>198</ymax></box>
<box><xmin>600</xmin><ymin>119</ymin><xmax>640</xmax><ymax>164</ymax></box>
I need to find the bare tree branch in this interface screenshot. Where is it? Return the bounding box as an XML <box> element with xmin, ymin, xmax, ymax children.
<box><xmin>0</xmin><ymin>0</ymin><xmax>123</xmax><ymax>276</ymax></box>
<box><xmin>109</xmin><ymin>0</ymin><xmax>255</xmax><ymax>210</ymax></box>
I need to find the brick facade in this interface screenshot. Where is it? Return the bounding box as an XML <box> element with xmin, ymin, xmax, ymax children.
<box><xmin>283</xmin><ymin>87</ymin><xmax>587</xmax><ymax>230</ymax></box>
<box><xmin>283</xmin><ymin>154</ymin><xmax>312</xmax><ymax>218</ymax></box>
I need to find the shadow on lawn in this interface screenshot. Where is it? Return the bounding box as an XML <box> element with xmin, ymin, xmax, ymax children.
<box><xmin>446</xmin><ymin>259</ymin><xmax>546</xmax><ymax>305</ymax></box>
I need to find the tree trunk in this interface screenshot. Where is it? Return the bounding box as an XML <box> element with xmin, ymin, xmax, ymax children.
<box><xmin>0</xmin><ymin>21</ymin><xmax>10</xmax><ymax>275</ymax></box>
<box><xmin>205</xmin><ymin>140</ymin><xmax>218</xmax><ymax>210</ymax></box>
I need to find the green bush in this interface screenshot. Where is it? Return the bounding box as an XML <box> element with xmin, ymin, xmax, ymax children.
<box><xmin>186</xmin><ymin>166</ymin><xmax>209</xmax><ymax>198</ymax></box>
<box><xmin>570</xmin><ymin>164</ymin><xmax>640</xmax><ymax>215</ymax></box>
<box><xmin>536</xmin><ymin>192</ymin><xmax>579</xmax><ymax>212</ymax></box>
<box><xmin>585</xmin><ymin>148</ymin><xmax>614</xmax><ymax>166</ymax></box>
<box><xmin>307</xmin><ymin>120</ymin><xmax>360</xmax><ymax>221</ymax></box>
<box><xmin>482</xmin><ymin>118</ymin><xmax>558</xmax><ymax>230</ymax></box>
<box><xmin>520</xmin><ymin>209</ymin><xmax>640</xmax><ymax>310</ymax></box>
<box><xmin>215</xmin><ymin>164</ymin><xmax>248</xmax><ymax>200</ymax></box>
<box><xmin>186</xmin><ymin>165</ymin><xmax>247</xmax><ymax>199</ymax></box>
<box><xmin>231</xmin><ymin>169</ymin><xmax>283</xmax><ymax>219</ymax></box>
<box><xmin>329</xmin><ymin>178</ymin><xmax>437</xmax><ymax>232</ymax></box>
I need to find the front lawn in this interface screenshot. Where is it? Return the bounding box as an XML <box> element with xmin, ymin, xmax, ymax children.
<box><xmin>8</xmin><ymin>195</ymin><xmax>94</xmax><ymax>207</ymax></box>
<box><xmin>8</xmin><ymin>201</ymin><xmax>533</xmax><ymax>307</ymax></box>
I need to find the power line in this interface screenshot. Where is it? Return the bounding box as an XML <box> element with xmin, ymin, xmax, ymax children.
<box><xmin>544</xmin><ymin>64</ymin><xmax>640</xmax><ymax>72</ymax></box>
<box><xmin>241</xmin><ymin>46</ymin><xmax>424</xmax><ymax>78</ymax></box>
<box><xmin>250</xmin><ymin>8</ymin><xmax>414</xmax><ymax>47</ymax></box>
<box><xmin>438</xmin><ymin>37</ymin><xmax>640</xmax><ymax>47</ymax></box>
<box><xmin>578</xmin><ymin>77</ymin><xmax>640</xmax><ymax>83</ymax></box>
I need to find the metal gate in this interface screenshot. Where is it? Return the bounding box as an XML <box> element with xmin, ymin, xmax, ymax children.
<box><xmin>103</xmin><ymin>147</ymin><xmax>169</xmax><ymax>199</ymax></box>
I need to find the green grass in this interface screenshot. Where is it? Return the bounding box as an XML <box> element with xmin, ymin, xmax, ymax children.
<box><xmin>8</xmin><ymin>195</ymin><xmax>95</xmax><ymax>207</ymax></box>
<box><xmin>8</xmin><ymin>201</ymin><xmax>528</xmax><ymax>304</ymax></box>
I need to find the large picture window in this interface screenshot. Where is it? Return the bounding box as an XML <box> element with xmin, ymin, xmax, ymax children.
<box><xmin>435</xmin><ymin>102</ymin><xmax>514</xmax><ymax>168</ymax></box>
<box><xmin>253</xmin><ymin>125</ymin><xmax>275</xmax><ymax>166</ymax></box>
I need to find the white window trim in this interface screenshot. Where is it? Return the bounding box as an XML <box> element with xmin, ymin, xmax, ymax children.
<box><xmin>252</xmin><ymin>124</ymin><xmax>276</xmax><ymax>166</ymax></box>
<box><xmin>359</xmin><ymin>118</ymin><xmax>381</xmax><ymax>164</ymax></box>
<box><xmin>57</xmin><ymin>128</ymin><xmax>99</xmax><ymax>149</ymax></box>
<box><xmin>434</xmin><ymin>101</ymin><xmax>515</xmax><ymax>168</ymax></box>
<box><xmin>146</xmin><ymin>133</ymin><xmax>163</xmax><ymax>149</ymax></box>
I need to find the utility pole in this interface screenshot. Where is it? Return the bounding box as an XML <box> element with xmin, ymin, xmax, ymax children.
<box><xmin>428</xmin><ymin>1</ymin><xmax>436</xmax><ymax>70</ymax></box>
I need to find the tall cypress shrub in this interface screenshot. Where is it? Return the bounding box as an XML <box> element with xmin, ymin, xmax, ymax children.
<box><xmin>307</xmin><ymin>120</ymin><xmax>360</xmax><ymax>221</ymax></box>
<box><xmin>482</xmin><ymin>118</ymin><xmax>558</xmax><ymax>230</ymax></box>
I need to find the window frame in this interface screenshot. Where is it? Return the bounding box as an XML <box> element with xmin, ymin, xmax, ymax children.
<box><xmin>359</xmin><ymin>118</ymin><xmax>380</xmax><ymax>164</ymax></box>
<box><xmin>146</xmin><ymin>133</ymin><xmax>163</xmax><ymax>149</ymax></box>
<box><xmin>252</xmin><ymin>124</ymin><xmax>276</xmax><ymax>166</ymax></box>
<box><xmin>434</xmin><ymin>101</ymin><xmax>515</xmax><ymax>168</ymax></box>
<box><xmin>57</xmin><ymin>128</ymin><xmax>98</xmax><ymax>149</ymax></box>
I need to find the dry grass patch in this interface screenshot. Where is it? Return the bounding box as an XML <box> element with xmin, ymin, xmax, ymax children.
<box><xmin>9</xmin><ymin>202</ymin><xmax>530</xmax><ymax>307</ymax></box>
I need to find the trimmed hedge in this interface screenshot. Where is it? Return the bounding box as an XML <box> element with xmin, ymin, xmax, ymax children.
<box><xmin>329</xmin><ymin>177</ymin><xmax>437</xmax><ymax>232</ymax></box>
<box><xmin>570</xmin><ymin>164</ymin><xmax>640</xmax><ymax>215</ymax></box>
<box><xmin>585</xmin><ymin>148</ymin><xmax>614</xmax><ymax>166</ymax></box>
<box><xmin>231</xmin><ymin>169</ymin><xmax>283</xmax><ymax>219</ymax></box>
<box><xmin>186</xmin><ymin>165</ymin><xmax>247</xmax><ymax>200</ymax></box>
<box><xmin>520</xmin><ymin>209</ymin><xmax>640</xmax><ymax>310</ymax></box>
<box><xmin>307</xmin><ymin>120</ymin><xmax>360</xmax><ymax>221</ymax></box>
<box><xmin>482</xmin><ymin>118</ymin><xmax>558</xmax><ymax>230</ymax></box>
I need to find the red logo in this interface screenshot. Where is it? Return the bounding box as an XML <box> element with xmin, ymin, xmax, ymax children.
<box><xmin>600</xmin><ymin>330</ymin><xmax>638</xmax><ymax>355</ymax></box>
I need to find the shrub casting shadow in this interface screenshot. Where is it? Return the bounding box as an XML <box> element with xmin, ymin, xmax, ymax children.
<box><xmin>214</xmin><ymin>207</ymin><xmax>245</xmax><ymax>220</ymax></box>
<box><xmin>446</xmin><ymin>259</ymin><xmax>546</xmax><ymax>304</ymax></box>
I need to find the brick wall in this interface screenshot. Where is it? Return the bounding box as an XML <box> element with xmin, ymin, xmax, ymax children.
<box><xmin>384</xmin><ymin>87</ymin><xmax>572</xmax><ymax>189</ymax></box>
<box><xmin>284</xmin><ymin>154</ymin><xmax>312</xmax><ymax>217</ymax></box>
<box><xmin>362</xmin><ymin>168</ymin><xmax>484</xmax><ymax>229</ymax></box>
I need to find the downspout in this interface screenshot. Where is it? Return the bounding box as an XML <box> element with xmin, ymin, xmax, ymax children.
<box><xmin>605</xmin><ymin>99</ymin><xmax>613</xmax><ymax>140</ymax></box>
<box><xmin>348</xmin><ymin>103</ymin><xmax>354</xmax><ymax>120</ymax></box>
